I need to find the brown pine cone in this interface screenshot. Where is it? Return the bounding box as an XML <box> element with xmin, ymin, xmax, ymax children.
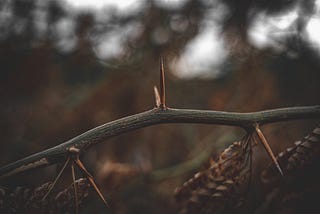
<box><xmin>175</xmin><ymin>136</ymin><xmax>251</xmax><ymax>214</ymax></box>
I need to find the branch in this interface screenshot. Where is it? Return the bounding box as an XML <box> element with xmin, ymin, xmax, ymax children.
<box><xmin>1</xmin><ymin>57</ymin><xmax>320</xmax><ymax>179</ymax></box>
<box><xmin>1</xmin><ymin>106</ymin><xmax>320</xmax><ymax>178</ymax></box>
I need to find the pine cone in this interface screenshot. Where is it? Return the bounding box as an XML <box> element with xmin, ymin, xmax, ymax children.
<box><xmin>258</xmin><ymin>125</ymin><xmax>320</xmax><ymax>214</ymax></box>
<box><xmin>0</xmin><ymin>178</ymin><xmax>90</xmax><ymax>213</ymax></box>
<box><xmin>261</xmin><ymin>125</ymin><xmax>320</xmax><ymax>185</ymax></box>
<box><xmin>54</xmin><ymin>178</ymin><xmax>90</xmax><ymax>212</ymax></box>
<box><xmin>174</xmin><ymin>137</ymin><xmax>251</xmax><ymax>214</ymax></box>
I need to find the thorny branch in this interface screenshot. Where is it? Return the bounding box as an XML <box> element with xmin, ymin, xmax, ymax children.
<box><xmin>1</xmin><ymin>58</ymin><xmax>320</xmax><ymax>179</ymax></box>
<box><xmin>40</xmin><ymin>146</ymin><xmax>109</xmax><ymax>212</ymax></box>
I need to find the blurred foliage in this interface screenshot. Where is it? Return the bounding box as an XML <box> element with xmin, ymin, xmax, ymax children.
<box><xmin>0</xmin><ymin>0</ymin><xmax>319</xmax><ymax>213</ymax></box>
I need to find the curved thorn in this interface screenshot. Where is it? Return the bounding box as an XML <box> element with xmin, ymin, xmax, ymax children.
<box><xmin>74</xmin><ymin>158</ymin><xmax>109</xmax><ymax>208</ymax></box>
<box><xmin>159</xmin><ymin>56</ymin><xmax>166</xmax><ymax>109</ymax></box>
<box><xmin>71</xmin><ymin>161</ymin><xmax>79</xmax><ymax>214</ymax></box>
<box><xmin>255</xmin><ymin>124</ymin><xmax>284</xmax><ymax>176</ymax></box>
<box><xmin>42</xmin><ymin>157</ymin><xmax>70</xmax><ymax>201</ymax></box>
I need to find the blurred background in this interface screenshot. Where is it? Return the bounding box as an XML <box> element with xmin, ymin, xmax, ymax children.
<box><xmin>0</xmin><ymin>0</ymin><xmax>320</xmax><ymax>213</ymax></box>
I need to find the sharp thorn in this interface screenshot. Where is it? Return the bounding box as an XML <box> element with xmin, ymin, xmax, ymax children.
<box><xmin>255</xmin><ymin>124</ymin><xmax>284</xmax><ymax>176</ymax></box>
<box><xmin>42</xmin><ymin>157</ymin><xmax>70</xmax><ymax>201</ymax></box>
<box><xmin>87</xmin><ymin>175</ymin><xmax>109</xmax><ymax>208</ymax></box>
<box><xmin>153</xmin><ymin>86</ymin><xmax>161</xmax><ymax>108</ymax></box>
<box><xmin>71</xmin><ymin>161</ymin><xmax>79</xmax><ymax>214</ymax></box>
<box><xmin>74</xmin><ymin>158</ymin><xmax>109</xmax><ymax>208</ymax></box>
<box><xmin>74</xmin><ymin>157</ymin><xmax>93</xmax><ymax>178</ymax></box>
<box><xmin>159</xmin><ymin>56</ymin><xmax>166</xmax><ymax>109</ymax></box>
